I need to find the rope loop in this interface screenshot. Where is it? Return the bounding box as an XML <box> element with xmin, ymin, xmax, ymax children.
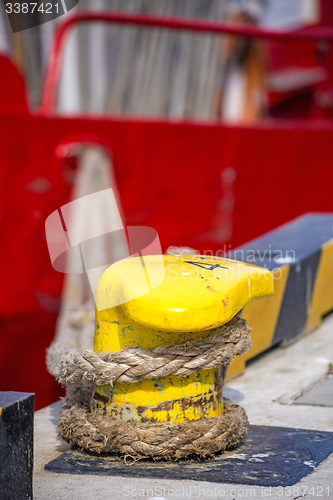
<box><xmin>47</xmin><ymin>315</ymin><xmax>251</xmax><ymax>386</ymax></box>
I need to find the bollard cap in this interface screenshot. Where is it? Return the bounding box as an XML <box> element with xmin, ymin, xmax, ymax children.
<box><xmin>96</xmin><ymin>254</ymin><xmax>273</xmax><ymax>332</ymax></box>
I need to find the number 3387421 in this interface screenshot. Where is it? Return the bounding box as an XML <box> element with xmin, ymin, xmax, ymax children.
<box><xmin>6</xmin><ymin>3</ymin><xmax>59</xmax><ymax>14</ymax></box>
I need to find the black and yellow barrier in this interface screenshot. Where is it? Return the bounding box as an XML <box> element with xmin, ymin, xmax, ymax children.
<box><xmin>227</xmin><ymin>213</ymin><xmax>333</xmax><ymax>380</ymax></box>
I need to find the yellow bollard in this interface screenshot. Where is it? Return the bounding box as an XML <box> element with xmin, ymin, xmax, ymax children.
<box><xmin>93</xmin><ymin>254</ymin><xmax>273</xmax><ymax>423</ymax></box>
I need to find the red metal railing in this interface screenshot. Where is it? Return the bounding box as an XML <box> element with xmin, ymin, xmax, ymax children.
<box><xmin>40</xmin><ymin>11</ymin><xmax>333</xmax><ymax>114</ymax></box>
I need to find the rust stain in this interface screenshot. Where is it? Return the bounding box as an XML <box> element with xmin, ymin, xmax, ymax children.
<box><xmin>92</xmin><ymin>400</ymin><xmax>135</xmax><ymax>420</ymax></box>
<box><xmin>106</xmin><ymin>405</ymin><xmax>132</xmax><ymax>419</ymax></box>
<box><xmin>214</xmin><ymin>369</ymin><xmax>223</xmax><ymax>407</ymax></box>
<box><xmin>222</xmin><ymin>295</ymin><xmax>229</xmax><ymax>308</ymax></box>
<box><xmin>145</xmin><ymin>391</ymin><xmax>218</xmax><ymax>417</ymax></box>
<box><xmin>137</xmin><ymin>405</ymin><xmax>147</xmax><ymax>416</ymax></box>
<box><xmin>93</xmin><ymin>391</ymin><xmax>112</xmax><ymax>404</ymax></box>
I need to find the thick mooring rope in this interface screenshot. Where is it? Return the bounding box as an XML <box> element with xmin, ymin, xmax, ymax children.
<box><xmin>47</xmin><ymin>315</ymin><xmax>251</xmax><ymax>386</ymax></box>
<box><xmin>59</xmin><ymin>388</ymin><xmax>249</xmax><ymax>460</ymax></box>
<box><xmin>48</xmin><ymin>314</ymin><xmax>251</xmax><ymax>460</ymax></box>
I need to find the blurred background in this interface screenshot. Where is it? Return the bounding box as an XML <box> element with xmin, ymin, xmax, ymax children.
<box><xmin>1</xmin><ymin>0</ymin><xmax>333</xmax><ymax>410</ymax></box>
<box><xmin>0</xmin><ymin>0</ymin><xmax>330</xmax><ymax>119</ymax></box>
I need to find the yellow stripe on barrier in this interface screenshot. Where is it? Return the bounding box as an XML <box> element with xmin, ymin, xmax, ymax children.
<box><xmin>226</xmin><ymin>265</ymin><xmax>289</xmax><ymax>381</ymax></box>
<box><xmin>306</xmin><ymin>240</ymin><xmax>333</xmax><ymax>332</ymax></box>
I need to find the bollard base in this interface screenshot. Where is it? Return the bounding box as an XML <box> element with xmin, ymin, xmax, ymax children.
<box><xmin>45</xmin><ymin>425</ymin><xmax>333</xmax><ymax>487</ymax></box>
<box><xmin>57</xmin><ymin>398</ymin><xmax>248</xmax><ymax>460</ymax></box>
